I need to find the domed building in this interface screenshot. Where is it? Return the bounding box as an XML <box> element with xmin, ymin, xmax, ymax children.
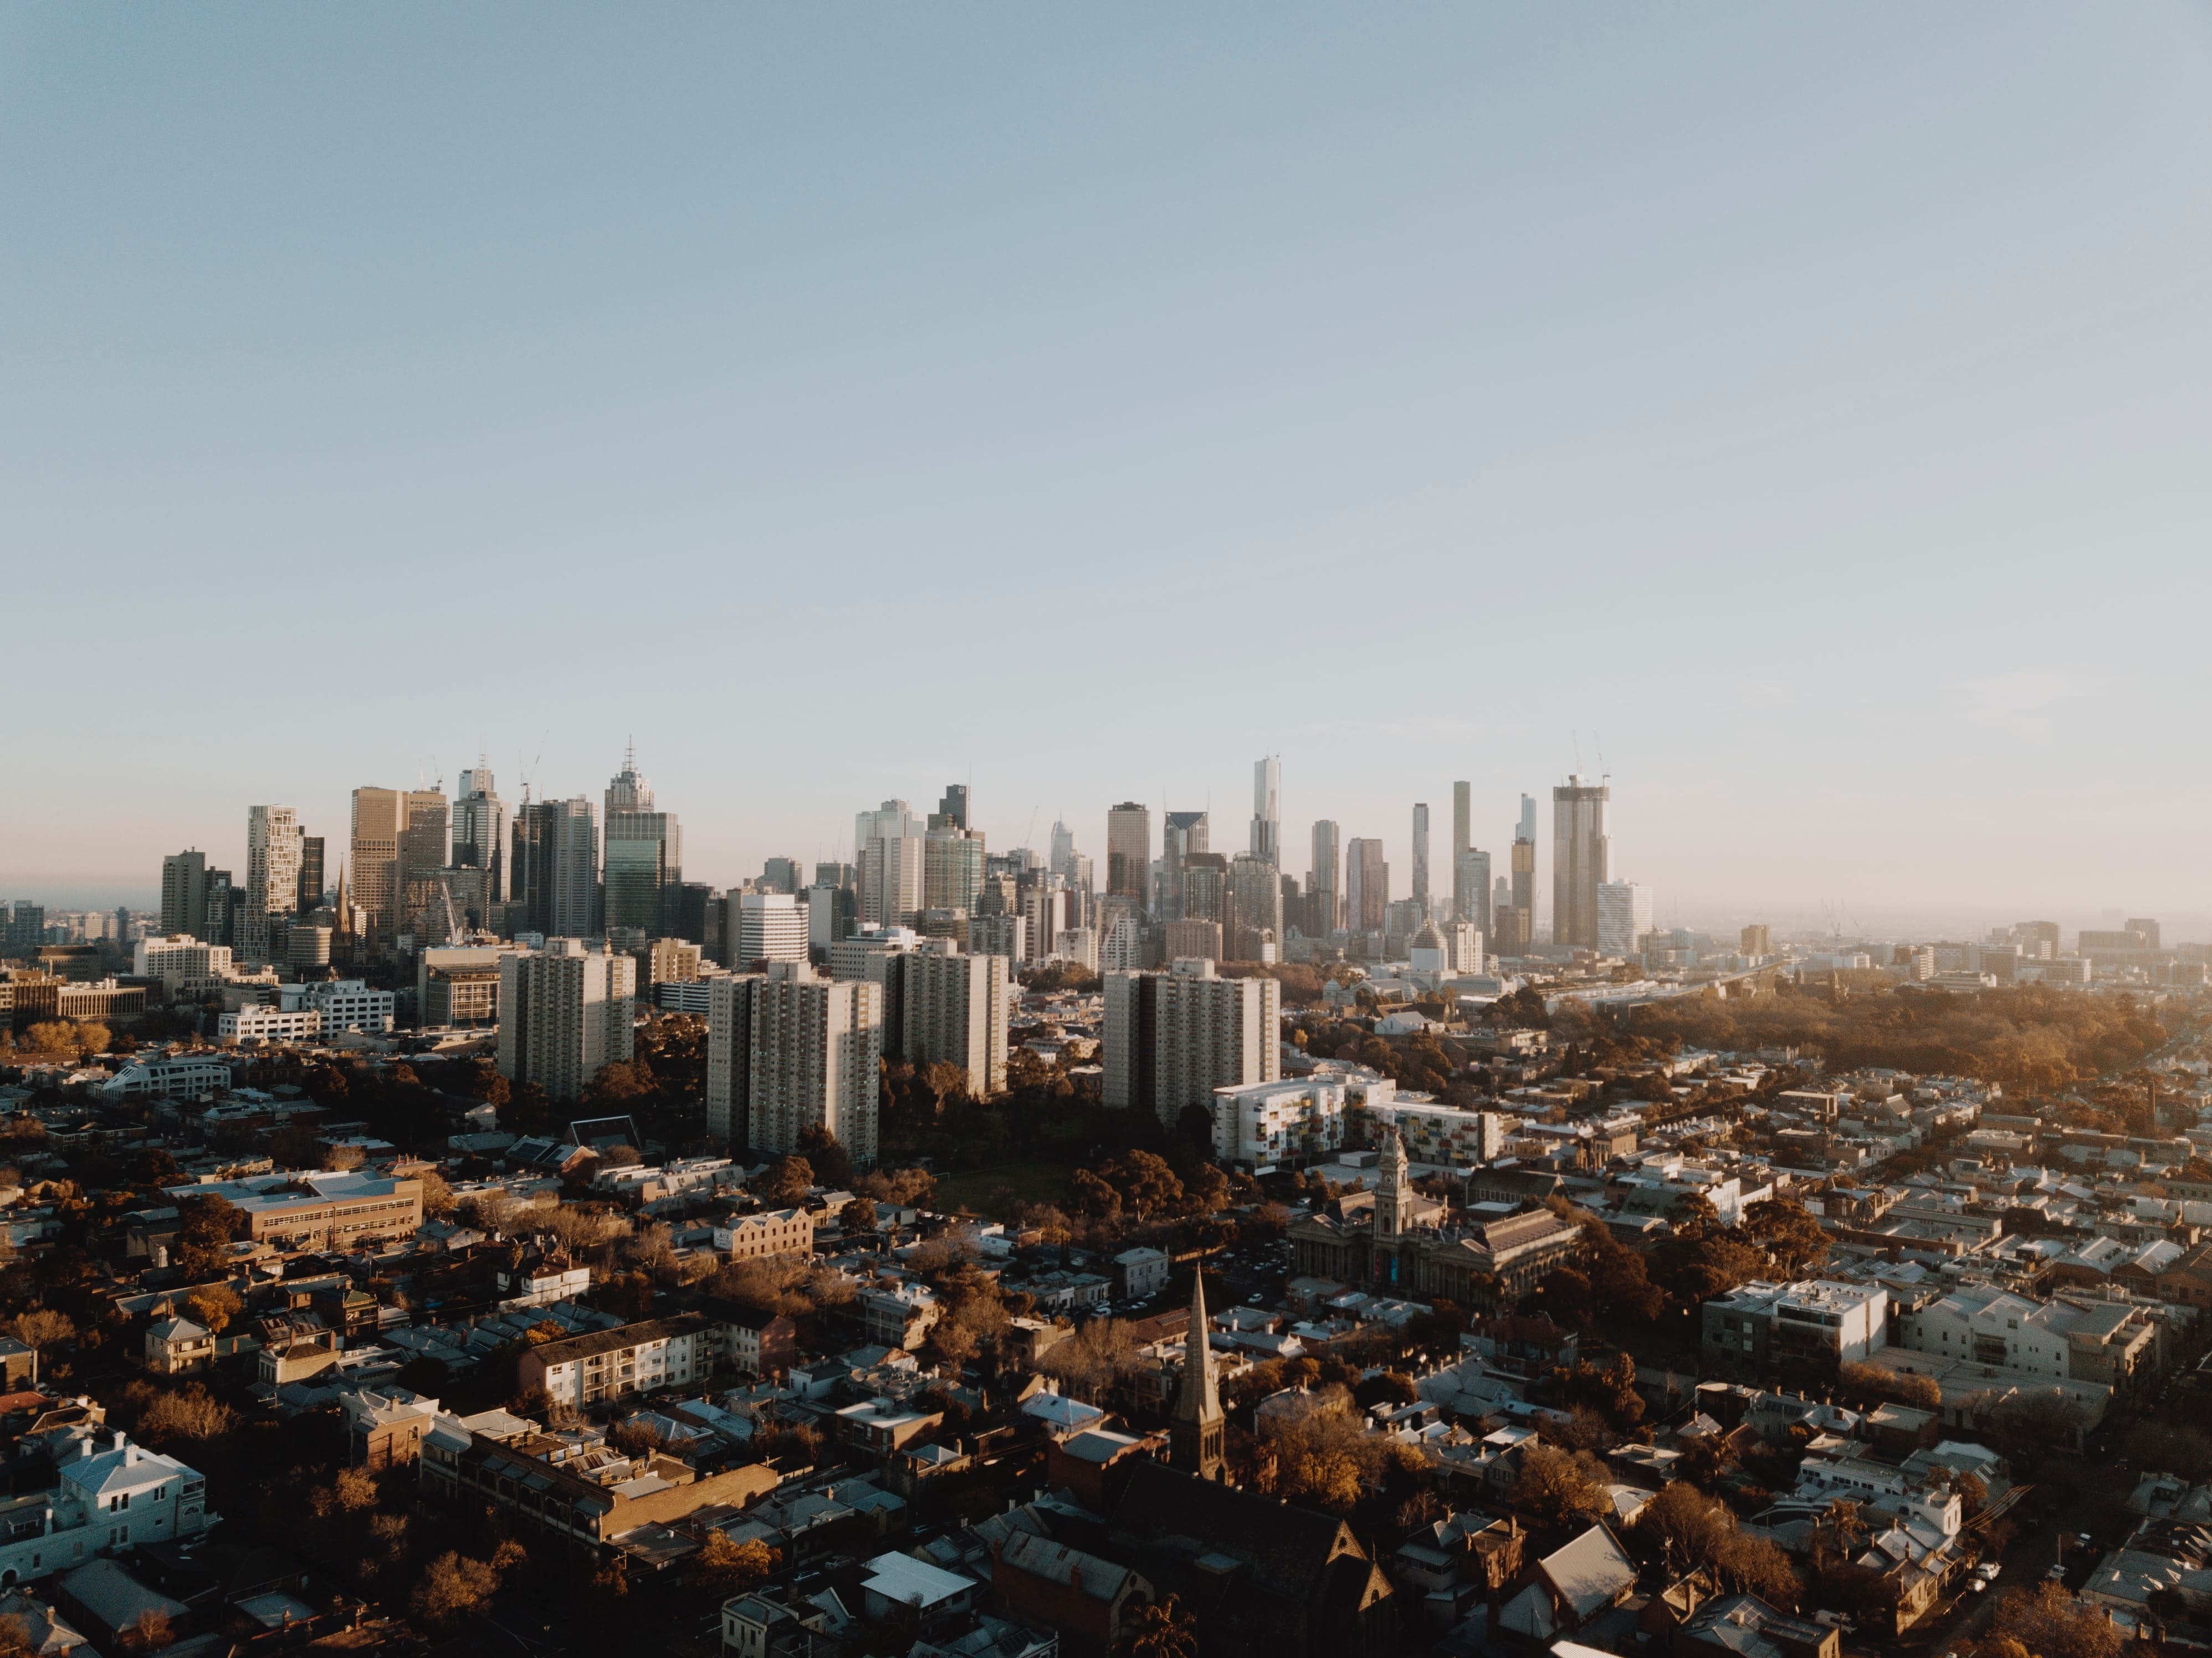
<box><xmin>1407</xmin><ymin>920</ymin><xmax>1451</xmax><ymax>976</ymax></box>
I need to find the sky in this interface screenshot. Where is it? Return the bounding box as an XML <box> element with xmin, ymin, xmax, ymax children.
<box><xmin>4</xmin><ymin>5</ymin><xmax>2209</xmax><ymax>941</ymax></box>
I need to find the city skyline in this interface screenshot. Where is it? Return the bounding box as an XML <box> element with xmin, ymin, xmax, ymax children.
<box><xmin>3</xmin><ymin>743</ymin><xmax>2205</xmax><ymax>946</ymax></box>
<box><xmin>3</xmin><ymin>8</ymin><xmax>2208</xmax><ymax>937</ymax></box>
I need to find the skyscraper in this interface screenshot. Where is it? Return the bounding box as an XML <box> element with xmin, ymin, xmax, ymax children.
<box><xmin>1106</xmin><ymin>802</ymin><xmax>1151</xmax><ymax>912</ymax></box>
<box><xmin>397</xmin><ymin>787</ymin><xmax>452</xmax><ymax>941</ymax></box>
<box><xmin>511</xmin><ymin>797</ymin><xmax>598</xmax><ymax>939</ymax></box>
<box><xmin>242</xmin><ymin>805</ymin><xmax>301</xmax><ymax>965</ymax></box>
<box><xmin>1250</xmin><ymin>756</ymin><xmax>1281</xmax><ymax>862</ymax></box>
<box><xmin>898</xmin><ymin>948</ymin><xmax>1012</xmax><ymax>1098</ymax></box>
<box><xmin>452</xmin><ymin>765</ymin><xmax>507</xmax><ymax>904</ymax></box>
<box><xmin>738</xmin><ymin>893</ymin><xmax>811</xmax><ymax>965</ymax></box>
<box><xmin>1411</xmin><ymin>802</ymin><xmax>1431</xmax><ymax>914</ymax></box>
<box><xmin>923</xmin><ymin>828</ymin><xmax>986</xmax><ymax>914</ymax></box>
<box><xmin>1308</xmin><ymin>820</ymin><xmax>1340</xmax><ymax>936</ymax></box>
<box><xmin>1518</xmin><ymin>793</ymin><xmax>1538</xmax><ymax>845</ymax></box>
<box><xmin>350</xmin><ymin>787</ymin><xmax>406</xmax><ymax>941</ymax></box>
<box><xmin>930</xmin><ymin>785</ymin><xmax>970</xmax><ymax>832</ymax></box>
<box><xmin>1552</xmin><ymin>776</ymin><xmax>1611</xmax><ymax>949</ymax></box>
<box><xmin>1456</xmin><ymin>848</ymin><xmax>1493</xmax><ymax>938</ymax></box>
<box><xmin>1227</xmin><ymin>851</ymin><xmax>1283</xmax><ymax>958</ymax></box>
<box><xmin>160</xmin><ymin>851</ymin><xmax>209</xmax><ymax>939</ymax></box>
<box><xmin>296</xmin><ymin>836</ymin><xmax>325</xmax><ymax>914</ymax></box>
<box><xmin>1160</xmin><ymin>810</ymin><xmax>1209</xmax><ymax>921</ymax></box>
<box><xmin>1740</xmin><ymin>923</ymin><xmax>1771</xmax><ymax>958</ymax></box>
<box><xmin>1596</xmin><ymin>881</ymin><xmax>1652</xmax><ymax>959</ymax></box>
<box><xmin>603</xmin><ymin>750</ymin><xmax>680</xmax><ymax>937</ymax></box>
<box><xmin>1346</xmin><ymin>838</ymin><xmax>1388</xmax><ymax>934</ymax></box>
<box><xmin>1451</xmin><ymin>782</ymin><xmax>1473</xmax><ymax>920</ymax></box>
<box><xmin>856</xmin><ymin>799</ymin><xmax>924</xmax><ymax>928</ymax></box>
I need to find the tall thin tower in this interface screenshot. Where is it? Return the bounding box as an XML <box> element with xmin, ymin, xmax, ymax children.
<box><xmin>1169</xmin><ymin>1268</ymin><xmax>1225</xmax><ymax>1482</ymax></box>
<box><xmin>1250</xmin><ymin>756</ymin><xmax>1281</xmax><ymax>863</ymax></box>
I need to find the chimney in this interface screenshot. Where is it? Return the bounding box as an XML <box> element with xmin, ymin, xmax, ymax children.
<box><xmin>79</xmin><ymin>1439</ymin><xmax>93</xmax><ymax>1460</ymax></box>
<box><xmin>112</xmin><ymin>1430</ymin><xmax>126</xmax><ymax>1453</ymax></box>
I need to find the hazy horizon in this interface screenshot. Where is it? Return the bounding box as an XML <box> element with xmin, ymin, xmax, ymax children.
<box><xmin>5</xmin><ymin>7</ymin><xmax>2208</xmax><ymax>934</ymax></box>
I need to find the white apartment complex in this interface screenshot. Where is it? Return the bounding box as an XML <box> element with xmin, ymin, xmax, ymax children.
<box><xmin>706</xmin><ymin>966</ymin><xmax>882</xmax><ymax>1161</ymax></box>
<box><xmin>1212</xmin><ymin>1077</ymin><xmax>1347</xmax><ymax>1166</ymax></box>
<box><xmin>498</xmin><ymin>940</ymin><xmax>637</xmax><ymax>1104</ymax></box>
<box><xmin>220</xmin><ymin>1005</ymin><xmax>321</xmax><ymax>1043</ymax></box>
<box><xmin>898</xmin><ymin>947</ymin><xmax>1012</xmax><ymax>1098</ymax></box>
<box><xmin>1104</xmin><ymin>958</ymin><xmax>1280</xmax><ymax>1128</ymax></box>
<box><xmin>133</xmin><ymin>935</ymin><xmax>234</xmax><ymax>997</ymax></box>
<box><xmin>1596</xmin><ymin>881</ymin><xmax>1653</xmax><ymax>960</ymax></box>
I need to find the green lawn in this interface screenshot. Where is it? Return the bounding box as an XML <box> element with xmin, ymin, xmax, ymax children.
<box><xmin>930</xmin><ymin>1158</ymin><xmax>1079</xmax><ymax>1216</ymax></box>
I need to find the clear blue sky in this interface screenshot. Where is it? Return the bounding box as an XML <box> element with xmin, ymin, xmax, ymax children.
<box><xmin>6</xmin><ymin>5</ymin><xmax>2209</xmax><ymax>939</ymax></box>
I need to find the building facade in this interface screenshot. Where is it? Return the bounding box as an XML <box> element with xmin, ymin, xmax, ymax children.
<box><xmin>1103</xmin><ymin>959</ymin><xmax>1279</xmax><ymax>1128</ymax></box>
<box><xmin>497</xmin><ymin>940</ymin><xmax>637</xmax><ymax>1103</ymax></box>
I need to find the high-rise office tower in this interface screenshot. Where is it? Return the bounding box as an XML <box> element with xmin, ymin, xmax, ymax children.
<box><xmin>1518</xmin><ymin>794</ymin><xmax>1538</xmax><ymax>845</ymax></box>
<box><xmin>497</xmin><ymin>938</ymin><xmax>637</xmax><ymax>1104</ymax></box>
<box><xmin>1103</xmin><ymin>959</ymin><xmax>1279</xmax><ymax>1128</ymax></box>
<box><xmin>1456</xmin><ymin>848</ymin><xmax>1493</xmax><ymax>938</ymax></box>
<box><xmin>203</xmin><ymin>868</ymin><xmax>234</xmax><ymax>946</ymax></box>
<box><xmin>1106</xmin><ymin>802</ymin><xmax>1151</xmax><ymax>912</ymax></box>
<box><xmin>856</xmin><ymin>800</ymin><xmax>924</xmax><ymax>928</ymax></box>
<box><xmin>706</xmin><ymin>966</ymin><xmax>881</xmax><ymax>1160</ymax></box>
<box><xmin>1227</xmin><ymin>852</ymin><xmax>1283</xmax><ymax>959</ymax></box>
<box><xmin>2127</xmin><ymin>918</ymin><xmax>2162</xmax><ymax>951</ymax></box>
<box><xmin>759</xmin><ymin>857</ymin><xmax>805</xmax><ymax>895</ymax></box>
<box><xmin>1596</xmin><ymin>881</ymin><xmax>1652</xmax><ymax>959</ymax></box>
<box><xmin>1494</xmin><ymin>874</ymin><xmax>1512</xmax><ymax>918</ymax></box>
<box><xmin>1250</xmin><ymin>756</ymin><xmax>1281</xmax><ymax>862</ymax></box>
<box><xmin>350</xmin><ymin>788</ymin><xmax>404</xmax><ymax>940</ymax></box>
<box><xmin>160</xmin><ymin>851</ymin><xmax>209</xmax><ymax>939</ymax></box>
<box><xmin>296</xmin><ymin>837</ymin><xmax>325</xmax><ymax>914</ymax></box>
<box><xmin>1552</xmin><ymin>776</ymin><xmax>1611</xmax><ymax>949</ymax></box>
<box><xmin>397</xmin><ymin>788</ymin><xmax>453</xmax><ymax>940</ymax></box>
<box><xmin>738</xmin><ymin>893</ymin><xmax>811</xmax><ymax>965</ymax></box>
<box><xmin>1160</xmin><ymin>811</ymin><xmax>1209</xmax><ymax>921</ymax></box>
<box><xmin>1510</xmin><ymin>835</ymin><xmax>1535</xmax><ymax>917</ymax></box>
<box><xmin>1740</xmin><ymin>923</ymin><xmax>1772</xmax><ymax>959</ymax></box>
<box><xmin>242</xmin><ymin>805</ymin><xmax>301</xmax><ymax>965</ymax></box>
<box><xmin>1178</xmin><ymin>852</ymin><xmax>1228</xmax><ymax>928</ymax></box>
<box><xmin>510</xmin><ymin>798</ymin><xmax>599</xmax><ymax>939</ymax></box>
<box><xmin>1050</xmin><ymin>820</ymin><xmax>1077</xmax><ymax>879</ymax></box>
<box><xmin>1308</xmin><ymin>821</ymin><xmax>1340</xmax><ymax>936</ymax></box>
<box><xmin>1451</xmin><ymin>782</ymin><xmax>1473</xmax><ymax>920</ymax></box>
<box><xmin>1021</xmin><ymin>879</ymin><xmax>1068</xmax><ymax>962</ymax></box>
<box><xmin>1411</xmin><ymin>802</ymin><xmax>1431</xmax><ymax>914</ymax></box>
<box><xmin>930</xmin><ymin>785</ymin><xmax>970</xmax><ymax>833</ymax></box>
<box><xmin>923</xmin><ymin>828</ymin><xmax>986</xmax><ymax>915</ymax></box>
<box><xmin>452</xmin><ymin>765</ymin><xmax>507</xmax><ymax>904</ymax></box>
<box><xmin>1346</xmin><ymin>838</ymin><xmax>1388</xmax><ymax>934</ymax></box>
<box><xmin>603</xmin><ymin>751</ymin><xmax>680</xmax><ymax>937</ymax></box>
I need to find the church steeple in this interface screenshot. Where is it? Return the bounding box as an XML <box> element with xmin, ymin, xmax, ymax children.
<box><xmin>1376</xmin><ymin>1127</ymin><xmax>1412</xmax><ymax>1241</ymax></box>
<box><xmin>1170</xmin><ymin>1266</ymin><xmax>1226</xmax><ymax>1482</ymax></box>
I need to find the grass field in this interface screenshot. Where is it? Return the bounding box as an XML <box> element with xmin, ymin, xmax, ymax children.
<box><xmin>930</xmin><ymin>1158</ymin><xmax>1078</xmax><ymax>1216</ymax></box>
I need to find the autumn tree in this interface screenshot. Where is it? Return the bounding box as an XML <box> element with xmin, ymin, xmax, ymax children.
<box><xmin>1509</xmin><ymin>1442</ymin><xmax>1612</xmax><ymax>1530</ymax></box>
<box><xmin>754</xmin><ymin>1155</ymin><xmax>815</xmax><ymax>1207</ymax></box>
<box><xmin>690</xmin><ymin>1532</ymin><xmax>777</xmax><ymax>1596</ymax></box>
<box><xmin>1982</xmin><ymin>1583</ymin><xmax>2127</xmax><ymax>1658</ymax></box>
<box><xmin>410</xmin><ymin>1551</ymin><xmax>500</xmax><ymax>1630</ymax></box>
<box><xmin>182</xmin><ymin>1284</ymin><xmax>242</xmax><ymax>1334</ymax></box>
<box><xmin>175</xmin><ymin>1193</ymin><xmax>244</xmax><ymax>1278</ymax></box>
<box><xmin>10</xmin><ymin>1308</ymin><xmax>75</xmax><ymax>1352</ymax></box>
<box><xmin>1115</xmin><ymin>1593</ymin><xmax>1201</xmax><ymax>1658</ymax></box>
<box><xmin>1633</xmin><ymin>1481</ymin><xmax>1801</xmax><ymax>1605</ymax></box>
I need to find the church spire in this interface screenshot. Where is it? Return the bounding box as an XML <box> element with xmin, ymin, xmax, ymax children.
<box><xmin>1170</xmin><ymin>1265</ymin><xmax>1225</xmax><ymax>1482</ymax></box>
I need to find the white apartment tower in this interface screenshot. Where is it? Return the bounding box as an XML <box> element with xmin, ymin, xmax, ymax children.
<box><xmin>706</xmin><ymin>966</ymin><xmax>882</xmax><ymax>1163</ymax></box>
<box><xmin>1104</xmin><ymin>959</ymin><xmax>1280</xmax><ymax>1128</ymax></box>
<box><xmin>900</xmin><ymin>948</ymin><xmax>1012</xmax><ymax>1099</ymax></box>
<box><xmin>497</xmin><ymin>940</ymin><xmax>637</xmax><ymax>1104</ymax></box>
<box><xmin>1597</xmin><ymin>881</ymin><xmax>1653</xmax><ymax>960</ymax></box>
<box><xmin>242</xmin><ymin>805</ymin><xmax>301</xmax><ymax>965</ymax></box>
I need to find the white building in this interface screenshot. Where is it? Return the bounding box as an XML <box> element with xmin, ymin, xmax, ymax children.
<box><xmin>1053</xmin><ymin>926</ymin><xmax>1099</xmax><ymax>973</ymax></box>
<box><xmin>1212</xmin><ymin>1077</ymin><xmax>1348</xmax><ymax>1166</ymax></box>
<box><xmin>497</xmin><ymin>940</ymin><xmax>637</xmax><ymax>1104</ymax></box>
<box><xmin>132</xmin><ymin>935</ymin><xmax>234</xmax><ymax>998</ymax></box>
<box><xmin>100</xmin><ymin>1056</ymin><xmax>232</xmax><ymax>1100</ymax></box>
<box><xmin>0</xmin><ymin>1432</ymin><xmax>210</xmax><ymax>1585</ymax></box>
<box><xmin>242</xmin><ymin>804</ymin><xmax>301</xmax><ymax>965</ymax></box>
<box><xmin>738</xmin><ymin>894</ymin><xmax>810</xmax><ymax>966</ymax></box>
<box><xmin>220</xmin><ymin>1005</ymin><xmax>322</xmax><ymax>1045</ymax></box>
<box><xmin>706</xmin><ymin>965</ymin><xmax>881</xmax><ymax>1161</ymax></box>
<box><xmin>1596</xmin><ymin>881</ymin><xmax>1653</xmax><ymax>960</ymax></box>
<box><xmin>298</xmin><ymin>980</ymin><xmax>396</xmax><ymax>1033</ymax></box>
<box><xmin>1104</xmin><ymin>959</ymin><xmax>1280</xmax><ymax>1128</ymax></box>
<box><xmin>898</xmin><ymin>948</ymin><xmax>1012</xmax><ymax>1098</ymax></box>
<box><xmin>830</xmin><ymin>927</ymin><xmax>920</xmax><ymax>984</ymax></box>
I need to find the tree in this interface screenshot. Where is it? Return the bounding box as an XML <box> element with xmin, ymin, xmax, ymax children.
<box><xmin>1115</xmin><ymin>1594</ymin><xmax>1201</xmax><ymax>1658</ymax></box>
<box><xmin>116</xmin><ymin>1609</ymin><xmax>172</xmax><ymax>1653</ymax></box>
<box><xmin>843</xmin><ymin>1196</ymin><xmax>879</xmax><ymax>1234</ymax></box>
<box><xmin>10</xmin><ymin>1308</ymin><xmax>75</xmax><ymax>1352</ymax></box>
<box><xmin>71</xmin><ymin>1021</ymin><xmax>111</xmax><ymax>1056</ymax></box>
<box><xmin>136</xmin><ymin>1385</ymin><xmax>236</xmax><ymax>1447</ymax></box>
<box><xmin>755</xmin><ymin>1155</ymin><xmax>815</xmax><ymax>1207</ymax></box>
<box><xmin>796</xmin><ymin>1125</ymin><xmax>854</xmax><ymax>1189</ymax></box>
<box><xmin>409</xmin><ymin>1551</ymin><xmax>500</xmax><ymax>1631</ymax></box>
<box><xmin>1099</xmin><ymin>1150</ymin><xmax>1184</xmax><ymax>1219</ymax></box>
<box><xmin>1984</xmin><ymin>1582</ymin><xmax>2127</xmax><ymax>1658</ymax></box>
<box><xmin>690</xmin><ymin>1531</ymin><xmax>778</xmax><ymax>1596</ymax></box>
<box><xmin>417</xmin><ymin>1168</ymin><xmax>457</xmax><ymax>1218</ymax></box>
<box><xmin>175</xmin><ymin>1193</ymin><xmax>244</xmax><ymax>1278</ymax></box>
<box><xmin>22</xmin><ymin>1022</ymin><xmax>79</xmax><ymax>1055</ymax></box>
<box><xmin>181</xmin><ymin>1285</ymin><xmax>242</xmax><ymax>1334</ymax></box>
<box><xmin>1634</xmin><ymin>1481</ymin><xmax>1801</xmax><ymax>1605</ymax></box>
<box><xmin>1509</xmin><ymin>1442</ymin><xmax>1611</xmax><ymax>1529</ymax></box>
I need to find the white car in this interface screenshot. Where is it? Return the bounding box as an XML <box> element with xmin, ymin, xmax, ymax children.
<box><xmin>1978</xmin><ymin>1563</ymin><xmax>2002</xmax><ymax>1584</ymax></box>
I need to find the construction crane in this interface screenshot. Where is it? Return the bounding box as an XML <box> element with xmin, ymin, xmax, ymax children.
<box><xmin>438</xmin><ymin>876</ymin><xmax>465</xmax><ymax>946</ymax></box>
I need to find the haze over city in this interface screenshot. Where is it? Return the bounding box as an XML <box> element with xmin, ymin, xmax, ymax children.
<box><xmin>4</xmin><ymin>6</ymin><xmax>2209</xmax><ymax>938</ymax></box>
